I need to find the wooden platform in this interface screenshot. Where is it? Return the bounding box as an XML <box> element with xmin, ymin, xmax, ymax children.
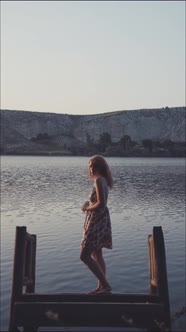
<box><xmin>38</xmin><ymin>328</ymin><xmax>143</xmax><ymax>332</ymax></box>
<box><xmin>8</xmin><ymin>226</ymin><xmax>171</xmax><ymax>331</ymax></box>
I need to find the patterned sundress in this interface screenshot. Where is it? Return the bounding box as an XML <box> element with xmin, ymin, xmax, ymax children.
<box><xmin>81</xmin><ymin>176</ymin><xmax>112</xmax><ymax>250</ymax></box>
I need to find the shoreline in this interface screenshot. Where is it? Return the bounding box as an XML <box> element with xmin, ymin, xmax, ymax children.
<box><xmin>1</xmin><ymin>152</ymin><xmax>185</xmax><ymax>158</ymax></box>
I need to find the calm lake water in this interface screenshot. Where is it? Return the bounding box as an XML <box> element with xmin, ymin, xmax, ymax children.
<box><xmin>1</xmin><ymin>156</ymin><xmax>185</xmax><ymax>331</ymax></box>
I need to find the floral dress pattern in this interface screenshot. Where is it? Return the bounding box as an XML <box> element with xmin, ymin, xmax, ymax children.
<box><xmin>81</xmin><ymin>177</ymin><xmax>112</xmax><ymax>250</ymax></box>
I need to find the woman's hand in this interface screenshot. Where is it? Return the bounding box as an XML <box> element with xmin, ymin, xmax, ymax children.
<box><xmin>81</xmin><ymin>201</ymin><xmax>89</xmax><ymax>212</ymax></box>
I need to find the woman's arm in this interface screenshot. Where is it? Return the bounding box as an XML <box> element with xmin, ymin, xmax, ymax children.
<box><xmin>85</xmin><ymin>177</ymin><xmax>106</xmax><ymax>212</ymax></box>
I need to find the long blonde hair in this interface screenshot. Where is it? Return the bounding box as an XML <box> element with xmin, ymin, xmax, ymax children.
<box><xmin>88</xmin><ymin>155</ymin><xmax>113</xmax><ymax>189</ymax></box>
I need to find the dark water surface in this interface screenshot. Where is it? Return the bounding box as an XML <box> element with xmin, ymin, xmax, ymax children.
<box><xmin>1</xmin><ymin>156</ymin><xmax>185</xmax><ymax>331</ymax></box>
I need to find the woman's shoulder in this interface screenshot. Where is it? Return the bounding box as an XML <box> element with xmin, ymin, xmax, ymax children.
<box><xmin>94</xmin><ymin>176</ymin><xmax>107</xmax><ymax>186</ymax></box>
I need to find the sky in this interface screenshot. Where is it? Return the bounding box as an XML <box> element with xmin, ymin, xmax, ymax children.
<box><xmin>1</xmin><ymin>1</ymin><xmax>185</xmax><ymax>115</ymax></box>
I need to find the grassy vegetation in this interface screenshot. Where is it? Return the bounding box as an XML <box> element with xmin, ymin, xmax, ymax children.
<box><xmin>1</xmin><ymin>145</ymin><xmax>73</xmax><ymax>156</ymax></box>
<box><xmin>1</xmin><ymin>132</ymin><xmax>186</xmax><ymax>157</ymax></box>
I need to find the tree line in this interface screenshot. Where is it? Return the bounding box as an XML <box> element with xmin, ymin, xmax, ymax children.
<box><xmin>81</xmin><ymin>132</ymin><xmax>186</xmax><ymax>157</ymax></box>
<box><xmin>28</xmin><ymin>131</ymin><xmax>186</xmax><ymax>157</ymax></box>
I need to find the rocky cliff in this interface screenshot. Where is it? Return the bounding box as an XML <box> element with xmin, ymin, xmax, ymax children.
<box><xmin>0</xmin><ymin>107</ymin><xmax>185</xmax><ymax>151</ymax></box>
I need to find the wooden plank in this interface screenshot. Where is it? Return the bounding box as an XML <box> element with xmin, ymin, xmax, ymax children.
<box><xmin>14</xmin><ymin>302</ymin><xmax>164</xmax><ymax>328</ymax></box>
<box><xmin>19</xmin><ymin>293</ymin><xmax>161</xmax><ymax>304</ymax></box>
<box><xmin>148</xmin><ymin>235</ymin><xmax>157</xmax><ymax>295</ymax></box>
<box><xmin>26</xmin><ymin>233</ymin><xmax>36</xmax><ymax>242</ymax></box>
<box><xmin>9</xmin><ymin>226</ymin><xmax>27</xmax><ymax>332</ymax></box>
<box><xmin>24</xmin><ymin>240</ymin><xmax>31</xmax><ymax>279</ymax></box>
<box><xmin>31</xmin><ymin>234</ymin><xmax>36</xmax><ymax>291</ymax></box>
<box><xmin>23</xmin><ymin>277</ymin><xmax>33</xmax><ymax>286</ymax></box>
<box><xmin>23</xmin><ymin>233</ymin><xmax>37</xmax><ymax>331</ymax></box>
<box><xmin>37</xmin><ymin>328</ymin><xmax>144</xmax><ymax>332</ymax></box>
<box><xmin>26</xmin><ymin>234</ymin><xmax>36</xmax><ymax>293</ymax></box>
<box><xmin>153</xmin><ymin>226</ymin><xmax>171</xmax><ymax>329</ymax></box>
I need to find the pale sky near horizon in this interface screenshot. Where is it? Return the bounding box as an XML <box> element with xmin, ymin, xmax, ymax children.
<box><xmin>1</xmin><ymin>1</ymin><xmax>185</xmax><ymax>115</ymax></box>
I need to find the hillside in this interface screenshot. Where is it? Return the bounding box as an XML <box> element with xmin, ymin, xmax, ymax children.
<box><xmin>0</xmin><ymin>107</ymin><xmax>185</xmax><ymax>156</ymax></box>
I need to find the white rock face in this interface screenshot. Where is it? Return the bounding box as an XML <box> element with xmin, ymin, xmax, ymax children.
<box><xmin>1</xmin><ymin>107</ymin><xmax>185</xmax><ymax>148</ymax></box>
<box><xmin>74</xmin><ymin>107</ymin><xmax>186</xmax><ymax>143</ymax></box>
<box><xmin>1</xmin><ymin>110</ymin><xmax>74</xmax><ymax>139</ymax></box>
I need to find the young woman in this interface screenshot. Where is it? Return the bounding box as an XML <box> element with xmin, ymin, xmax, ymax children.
<box><xmin>80</xmin><ymin>155</ymin><xmax>113</xmax><ymax>294</ymax></box>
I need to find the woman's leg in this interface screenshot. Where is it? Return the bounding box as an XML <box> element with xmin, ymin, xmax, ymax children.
<box><xmin>80</xmin><ymin>247</ymin><xmax>110</xmax><ymax>289</ymax></box>
<box><xmin>92</xmin><ymin>249</ymin><xmax>106</xmax><ymax>289</ymax></box>
<box><xmin>94</xmin><ymin>248</ymin><xmax>106</xmax><ymax>274</ymax></box>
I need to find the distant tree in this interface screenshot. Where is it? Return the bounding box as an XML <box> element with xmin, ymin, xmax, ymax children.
<box><xmin>178</xmin><ymin>142</ymin><xmax>186</xmax><ymax>147</ymax></box>
<box><xmin>162</xmin><ymin>139</ymin><xmax>175</xmax><ymax>154</ymax></box>
<box><xmin>131</xmin><ymin>140</ymin><xmax>137</xmax><ymax>147</ymax></box>
<box><xmin>142</xmin><ymin>139</ymin><xmax>153</xmax><ymax>153</ymax></box>
<box><xmin>36</xmin><ymin>133</ymin><xmax>49</xmax><ymax>140</ymax></box>
<box><xmin>163</xmin><ymin>139</ymin><xmax>174</xmax><ymax>149</ymax></box>
<box><xmin>99</xmin><ymin>132</ymin><xmax>112</xmax><ymax>145</ymax></box>
<box><xmin>154</xmin><ymin>140</ymin><xmax>163</xmax><ymax>148</ymax></box>
<box><xmin>98</xmin><ymin>132</ymin><xmax>112</xmax><ymax>152</ymax></box>
<box><xmin>31</xmin><ymin>132</ymin><xmax>51</xmax><ymax>144</ymax></box>
<box><xmin>119</xmin><ymin>135</ymin><xmax>132</xmax><ymax>151</ymax></box>
<box><xmin>105</xmin><ymin>145</ymin><xmax>123</xmax><ymax>156</ymax></box>
<box><xmin>43</xmin><ymin>133</ymin><xmax>49</xmax><ymax>139</ymax></box>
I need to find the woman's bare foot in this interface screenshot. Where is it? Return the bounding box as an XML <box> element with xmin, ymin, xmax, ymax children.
<box><xmin>87</xmin><ymin>286</ymin><xmax>102</xmax><ymax>294</ymax></box>
<box><xmin>96</xmin><ymin>285</ymin><xmax>112</xmax><ymax>294</ymax></box>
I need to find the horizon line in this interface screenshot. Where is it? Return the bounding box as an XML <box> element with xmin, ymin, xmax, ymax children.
<box><xmin>1</xmin><ymin>105</ymin><xmax>185</xmax><ymax>117</ymax></box>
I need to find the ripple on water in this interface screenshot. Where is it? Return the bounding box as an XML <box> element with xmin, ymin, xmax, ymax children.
<box><xmin>1</xmin><ymin>156</ymin><xmax>186</xmax><ymax>331</ymax></box>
